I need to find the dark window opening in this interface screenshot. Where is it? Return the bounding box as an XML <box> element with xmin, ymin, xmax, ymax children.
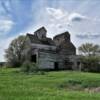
<box><xmin>54</xmin><ymin>62</ymin><xmax>59</xmax><ymax>70</ymax></box>
<box><xmin>64</xmin><ymin>60</ymin><xmax>73</xmax><ymax>70</ymax></box>
<box><xmin>31</xmin><ymin>55</ymin><xmax>36</xmax><ymax>63</ymax></box>
<box><xmin>77</xmin><ymin>62</ymin><xmax>80</xmax><ymax>66</ymax></box>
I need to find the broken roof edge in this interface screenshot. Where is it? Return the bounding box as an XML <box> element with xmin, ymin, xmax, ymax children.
<box><xmin>34</xmin><ymin>26</ymin><xmax>47</xmax><ymax>33</ymax></box>
<box><xmin>26</xmin><ymin>27</ymin><xmax>71</xmax><ymax>39</ymax></box>
<box><xmin>26</xmin><ymin>33</ymin><xmax>55</xmax><ymax>46</ymax></box>
<box><xmin>53</xmin><ymin>31</ymin><xmax>70</xmax><ymax>39</ymax></box>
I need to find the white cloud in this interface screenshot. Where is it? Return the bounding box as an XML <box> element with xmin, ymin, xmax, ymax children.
<box><xmin>45</xmin><ymin>7</ymin><xmax>100</xmax><ymax>38</ymax></box>
<box><xmin>46</xmin><ymin>7</ymin><xmax>68</xmax><ymax>20</ymax></box>
<box><xmin>22</xmin><ymin>7</ymin><xmax>89</xmax><ymax>38</ymax></box>
<box><xmin>19</xmin><ymin>7</ymin><xmax>69</xmax><ymax>38</ymax></box>
<box><xmin>43</xmin><ymin>7</ymin><xmax>70</xmax><ymax>37</ymax></box>
<box><xmin>45</xmin><ymin>8</ymin><xmax>88</xmax><ymax>33</ymax></box>
<box><xmin>46</xmin><ymin>7</ymin><xmax>88</xmax><ymax>23</ymax></box>
<box><xmin>22</xmin><ymin>7</ymin><xmax>100</xmax><ymax>39</ymax></box>
<box><xmin>68</xmin><ymin>13</ymin><xmax>87</xmax><ymax>22</ymax></box>
<box><xmin>0</xmin><ymin>19</ymin><xmax>14</xmax><ymax>35</ymax></box>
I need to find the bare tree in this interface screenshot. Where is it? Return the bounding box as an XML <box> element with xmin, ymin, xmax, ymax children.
<box><xmin>78</xmin><ymin>43</ymin><xmax>100</xmax><ymax>56</ymax></box>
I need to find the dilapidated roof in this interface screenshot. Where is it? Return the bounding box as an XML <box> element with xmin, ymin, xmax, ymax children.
<box><xmin>26</xmin><ymin>27</ymin><xmax>76</xmax><ymax>54</ymax></box>
<box><xmin>53</xmin><ymin>31</ymin><xmax>70</xmax><ymax>40</ymax></box>
<box><xmin>34</xmin><ymin>27</ymin><xmax>47</xmax><ymax>34</ymax></box>
<box><xmin>26</xmin><ymin>34</ymin><xmax>55</xmax><ymax>45</ymax></box>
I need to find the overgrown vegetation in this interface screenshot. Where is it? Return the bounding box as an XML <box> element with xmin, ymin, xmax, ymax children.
<box><xmin>80</xmin><ymin>56</ymin><xmax>100</xmax><ymax>72</ymax></box>
<box><xmin>0</xmin><ymin>68</ymin><xmax>100</xmax><ymax>100</ymax></box>
<box><xmin>78</xmin><ymin>43</ymin><xmax>100</xmax><ymax>72</ymax></box>
<box><xmin>5</xmin><ymin>35</ymin><xmax>27</xmax><ymax>67</ymax></box>
<box><xmin>20</xmin><ymin>61</ymin><xmax>45</xmax><ymax>75</ymax></box>
<box><xmin>21</xmin><ymin>61</ymin><xmax>38</xmax><ymax>73</ymax></box>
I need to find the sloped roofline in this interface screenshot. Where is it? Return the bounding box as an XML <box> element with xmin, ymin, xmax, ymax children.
<box><xmin>34</xmin><ymin>26</ymin><xmax>47</xmax><ymax>33</ymax></box>
<box><xmin>53</xmin><ymin>31</ymin><xmax>70</xmax><ymax>39</ymax></box>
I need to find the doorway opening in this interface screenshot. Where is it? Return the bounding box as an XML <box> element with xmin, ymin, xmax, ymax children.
<box><xmin>54</xmin><ymin>62</ymin><xmax>59</xmax><ymax>70</ymax></box>
<box><xmin>31</xmin><ymin>54</ymin><xmax>37</xmax><ymax>63</ymax></box>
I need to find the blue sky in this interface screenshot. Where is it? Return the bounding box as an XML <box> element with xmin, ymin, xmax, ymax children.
<box><xmin>0</xmin><ymin>0</ymin><xmax>100</xmax><ymax>61</ymax></box>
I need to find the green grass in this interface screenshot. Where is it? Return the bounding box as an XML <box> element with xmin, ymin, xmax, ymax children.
<box><xmin>0</xmin><ymin>68</ymin><xmax>100</xmax><ymax>100</ymax></box>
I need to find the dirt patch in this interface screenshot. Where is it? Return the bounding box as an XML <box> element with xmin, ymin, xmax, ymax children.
<box><xmin>84</xmin><ymin>87</ymin><xmax>100</xmax><ymax>93</ymax></box>
<box><xmin>58</xmin><ymin>79</ymin><xmax>100</xmax><ymax>93</ymax></box>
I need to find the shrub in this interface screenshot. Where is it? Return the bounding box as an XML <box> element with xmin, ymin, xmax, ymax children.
<box><xmin>80</xmin><ymin>56</ymin><xmax>100</xmax><ymax>72</ymax></box>
<box><xmin>21</xmin><ymin>61</ymin><xmax>38</xmax><ymax>73</ymax></box>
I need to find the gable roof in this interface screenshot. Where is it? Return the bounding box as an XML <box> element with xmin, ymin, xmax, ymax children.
<box><xmin>53</xmin><ymin>31</ymin><xmax>70</xmax><ymax>39</ymax></box>
<box><xmin>34</xmin><ymin>26</ymin><xmax>47</xmax><ymax>34</ymax></box>
<box><xmin>26</xmin><ymin>33</ymin><xmax>55</xmax><ymax>46</ymax></box>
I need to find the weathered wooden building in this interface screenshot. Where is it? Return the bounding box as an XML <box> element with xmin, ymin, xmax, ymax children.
<box><xmin>24</xmin><ymin>27</ymin><xmax>80</xmax><ymax>70</ymax></box>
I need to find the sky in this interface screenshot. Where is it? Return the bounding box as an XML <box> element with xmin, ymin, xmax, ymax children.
<box><xmin>0</xmin><ymin>0</ymin><xmax>100</xmax><ymax>61</ymax></box>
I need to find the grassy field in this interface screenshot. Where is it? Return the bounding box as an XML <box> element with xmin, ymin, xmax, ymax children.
<box><xmin>0</xmin><ymin>68</ymin><xmax>100</xmax><ymax>100</ymax></box>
